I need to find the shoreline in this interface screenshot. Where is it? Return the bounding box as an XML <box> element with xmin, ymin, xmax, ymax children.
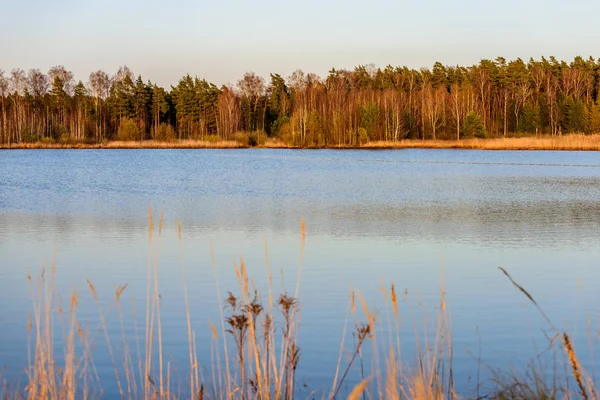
<box><xmin>2</xmin><ymin>134</ymin><xmax>600</xmax><ymax>151</ymax></box>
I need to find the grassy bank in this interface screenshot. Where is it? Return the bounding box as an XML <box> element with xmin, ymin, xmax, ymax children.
<box><xmin>364</xmin><ymin>134</ymin><xmax>600</xmax><ymax>151</ymax></box>
<box><xmin>2</xmin><ymin>134</ymin><xmax>600</xmax><ymax>150</ymax></box>
<box><xmin>0</xmin><ymin>139</ymin><xmax>248</xmax><ymax>150</ymax></box>
<box><xmin>2</xmin><ymin>213</ymin><xmax>598</xmax><ymax>399</ymax></box>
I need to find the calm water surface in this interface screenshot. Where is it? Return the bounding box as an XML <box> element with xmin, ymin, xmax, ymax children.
<box><xmin>1</xmin><ymin>149</ymin><xmax>600</xmax><ymax>396</ymax></box>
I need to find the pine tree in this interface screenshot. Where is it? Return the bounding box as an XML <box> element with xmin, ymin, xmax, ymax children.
<box><xmin>461</xmin><ymin>112</ymin><xmax>487</xmax><ymax>138</ymax></box>
<box><xmin>73</xmin><ymin>81</ymin><xmax>87</xmax><ymax>141</ymax></box>
<box><xmin>587</xmin><ymin>100</ymin><xmax>600</xmax><ymax>133</ymax></box>
<box><xmin>266</xmin><ymin>73</ymin><xmax>289</xmax><ymax>136</ymax></box>
<box><xmin>564</xmin><ymin>99</ymin><xmax>588</xmax><ymax>133</ymax></box>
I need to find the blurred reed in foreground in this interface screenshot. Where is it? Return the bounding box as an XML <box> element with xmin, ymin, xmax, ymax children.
<box><xmin>2</xmin><ymin>210</ymin><xmax>597</xmax><ymax>399</ymax></box>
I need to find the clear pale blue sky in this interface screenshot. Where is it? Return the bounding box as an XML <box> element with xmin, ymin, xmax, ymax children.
<box><xmin>2</xmin><ymin>0</ymin><xmax>599</xmax><ymax>87</ymax></box>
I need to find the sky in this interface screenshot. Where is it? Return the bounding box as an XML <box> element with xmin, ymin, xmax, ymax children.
<box><xmin>2</xmin><ymin>0</ymin><xmax>600</xmax><ymax>88</ymax></box>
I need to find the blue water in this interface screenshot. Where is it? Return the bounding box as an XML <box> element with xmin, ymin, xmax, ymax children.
<box><xmin>1</xmin><ymin>149</ymin><xmax>600</xmax><ymax>397</ymax></box>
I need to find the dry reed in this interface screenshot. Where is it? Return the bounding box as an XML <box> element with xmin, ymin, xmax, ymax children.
<box><xmin>364</xmin><ymin>134</ymin><xmax>600</xmax><ymax>151</ymax></box>
<box><xmin>3</xmin><ymin>218</ymin><xmax>599</xmax><ymax>400</ymax></box>
<box><xmin>4</xmin><ymin>133</ymin><xmax>600</xmax><ymax>150</ymax></box>
<box><xmin>0</xmin><ymin>140</ymin><xmax>247</xmax><ymax>150</ymax></box>
<box><xmin>499</xmin><ymin>266</ymin><xmax>598</xmax><ymax>400</ymax></box>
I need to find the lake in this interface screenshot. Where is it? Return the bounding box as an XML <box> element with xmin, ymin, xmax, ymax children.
<box><xmin>1</xmin><ymin>149</ymin><xmax>600</xmax><ymax>398</ymax></box>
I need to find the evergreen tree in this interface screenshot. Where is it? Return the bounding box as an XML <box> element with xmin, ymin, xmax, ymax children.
<box><xmin>564</xmin><ymin>98</ymin><xmax>588</xmax><ymax>133</ymax></box>
<box><xmin>588</xmin><ymin>100</ymin><xmax>600</xmax><ymax>133</ymax></box>
<box><xmin>266</xmin><ymin>73</ymin><xmax>289</xmax><ymax>136</ymax></box>
<box><xmin>519</xmin><ymin>103</ymin><xmax>541</xmax><ymax>134</ymax></box>
<box><xmin>461</xmin><ymin>112</ymin><xmax>487</xmax><ymax>138</ymax></box>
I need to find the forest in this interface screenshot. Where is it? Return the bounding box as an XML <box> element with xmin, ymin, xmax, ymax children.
<box><xmin>2</xmin><ymin>56</ymin><xmax>600</xmax><ymax>147</ymax></box>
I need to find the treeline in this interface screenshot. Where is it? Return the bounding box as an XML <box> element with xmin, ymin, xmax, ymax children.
<box><xmin>2</xmin><ymin>56</ymin><xmax>600</xmax><ymax>147</ymax></box>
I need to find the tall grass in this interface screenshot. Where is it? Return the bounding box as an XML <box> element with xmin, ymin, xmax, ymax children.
<box><xmin>2</xmin><ymin>212</ymin><xmax>598</xmax><ymax>399</ymax></box>
<box><xmin>364</xmin><ymin>134</ymin><xmax>600</xmax><ymax>151</ymax></box>
<box><xmin>4</xmin><ymin>133</ymin><xmax>600</xmax><ymax>150</ymax></box>
<box><xmin>496</xmin><ymin>268</ymin><xmax>598</xmax><ymax>400</ymax></box>
<box><xmin>0</xmin><ymin>140</ymin><xmax>248</xmax><ymax>150</ymax></box>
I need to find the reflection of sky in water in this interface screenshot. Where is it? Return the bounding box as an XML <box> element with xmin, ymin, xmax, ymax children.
<box><xmin>1</xmin><ymin>149</ymin><xmax>600</xmax><ymax>396</ymax></box>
